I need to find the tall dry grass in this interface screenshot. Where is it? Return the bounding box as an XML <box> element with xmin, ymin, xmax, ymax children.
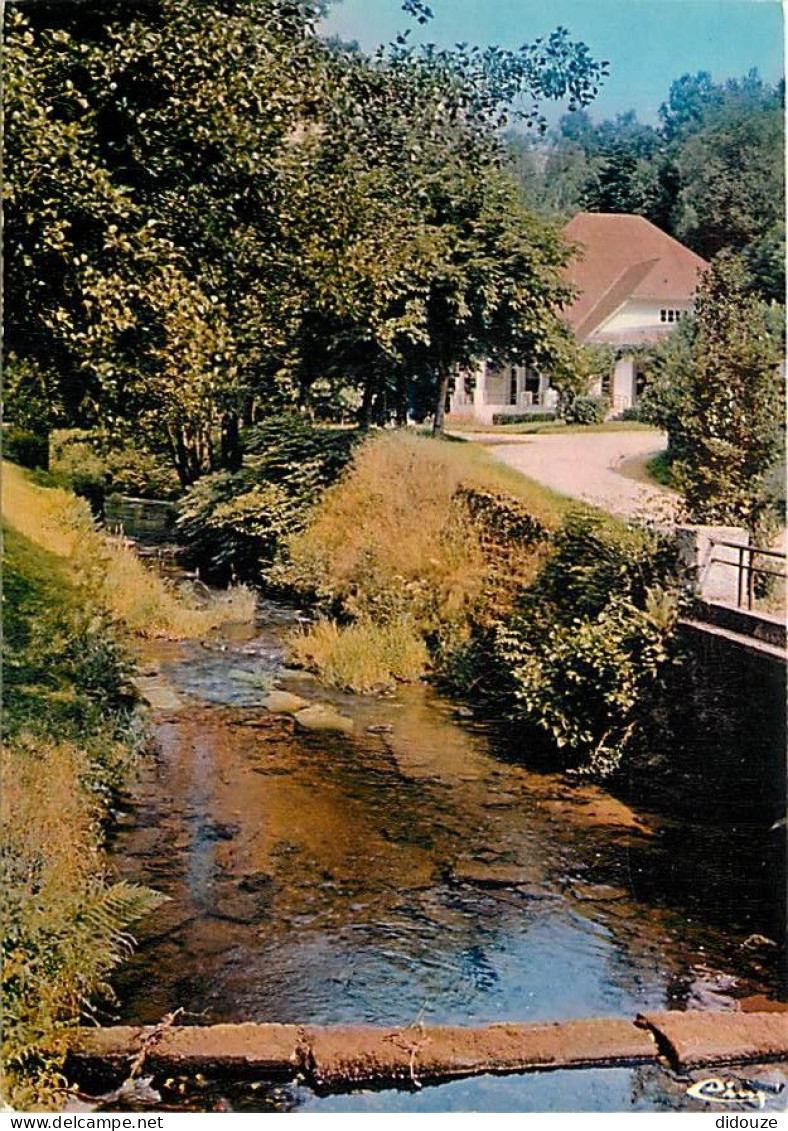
<box><xmin>288</xmin><ymin>617</ymin><xmax>428</xmax><ymax>693</ymax></box>
<box><xmin>2</xmin><ymin>462</ymin><xmax>255</xmax><ymax>638</ymax></box>
<box><xmin>280</xmin><ymin>432</ymin><xmax>554</xmax><ymax>690</ymax></box>
<box><xmin>282</xmin><ymin>432</ymin><xmax>490</xmax><ymax>631</ymax></box>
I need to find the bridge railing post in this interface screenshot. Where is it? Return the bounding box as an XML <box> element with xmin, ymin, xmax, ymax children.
<box><xmin>674</xmin><ymin>524</ymin><xmax>751</xmax><ymax>605</ymax></box>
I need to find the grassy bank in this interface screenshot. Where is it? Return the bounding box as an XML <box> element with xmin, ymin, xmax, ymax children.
<box><xmin>276</xmin><ymin>430</ymin><xmax>680</xmax><ymax>776</ymax></box>
<box><xmin>277</xmin><ymin>431</ymin><xmax>561</xmax><ymax>692</ymax></box>
<box><xmin>1</xmin><ymin>466</ymin><xmax>255</xmax><ymax>1108</ymax></box>
<box><xmin>3</xmin><ymin>461</ymin><xmax>255</xmax><ymax>638</ymax></box>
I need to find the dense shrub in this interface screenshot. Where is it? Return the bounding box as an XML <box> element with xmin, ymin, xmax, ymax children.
<box><xmin>490</xmin><ymin>411</ymin><xmax>558</xmax><ymax>425</ymax></box>
<box><xmin>562</xmin><ymin>395</ymin><xmax>609</xmax><ymax>425</ymax></box>
<box><xmin>49</xmin><ymin>431</ymin><xmax>182</xmax><ymax>508</ymax></box>
<box><xmin>49</xmin><ymin>430</ymin><xmax>107</xmax><ymax>511</ymax></box>
<box><xmin>177</xmin><ymin>416</ymin><xmax>361</xmax><ymax>582</ymax></box>
<box><xmin>104</xmin><ymin>448</ymin><xmax>181</xmax><ymax>501</ymax></box>
<box><xmin>619</xmin><ymin>405</ymin><xmax>646</xmax><ymax>422</ymax></box>
<box><xmin>638</xmin><ymin>261</ymin><xmax>785</xmax><ymax>531</ymax></box>
<box><xmin>3</xmin><ymin>428</ymin><xmax>49</xmax><ymax>470</ymax></box>
<box><xmin>491</xmin><ymin>510</ymin><xmax>681</xmax><ymax>776</ymax></box>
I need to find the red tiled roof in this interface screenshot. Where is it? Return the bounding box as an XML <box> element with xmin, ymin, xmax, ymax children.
<box><xmin>563</xmin><ymin>213</ymin><xmax>709</xmax><ymax>341</ymax></box>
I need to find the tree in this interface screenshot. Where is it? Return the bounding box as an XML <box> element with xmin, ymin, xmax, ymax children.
<box><xmin>671</xmin><ymin>81</ymin><xmax>785</xmax><ymax>297</ymax></box>
<box><xmin>650</xmin><ymin>255</ymin><xmax>783</xmax><ymax>532</ymax></box>
<box><xmin>4</xmin><ymin>0</ymin><xmax>327</xmax><ymax>481</ymax></box>
<box><xmin>5</xmin><ymin>0</ymin><xmax>608</xmax><ymax>465</ymax></box>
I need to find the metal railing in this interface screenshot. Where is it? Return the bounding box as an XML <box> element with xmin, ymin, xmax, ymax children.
<box><xmin>703</xmin><ymin>538</ymin><xmax>786</xmax><ymax>611</ymax></box>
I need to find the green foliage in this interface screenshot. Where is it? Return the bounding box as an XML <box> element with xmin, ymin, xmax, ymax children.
<box><xmin>3</xmin><ymin>428</ymin><xmax>49</xmax><ymax>470</ymax></box>
<box><xmin>48</xmin><ymin>430</ymin><xmax>182</xmax><ymax>506</ymax></box>
<box><xmin>1</xmin><ymin>524</ymin><xmax>166</xmax><ymax>1107</ymax></box>
<box><xmin>491</xmin><ymin>510</ymin><xmax>680</xmax><ymax>775</ymax></box>
<box><xmin>49</xmin><ymin>430</ymin><xmax>107</xmax><ymax>511</ymax></box>
<box><xmin>646</xmin><ymin>450</ymin><xmax>674</xmax><ymax>487</ymax></box>
<box><xmin>562</xmin><ymin>394</ymin><xmax>609</xmax><ymax>425</ymax></box>
<box><xmin>619</xmin><ymin>405</ymin><xmax>646</xmax><ymax>423</ymax></box>
<box><xmin>177</xmin><ymin>416</ymin><xmax>360</xmax><ymax>582</ymax></box>
<box><xmin>2</xmin><ymin>740</ymin><xmax>167</xmax><ymax>1109</ymax></box>
<box><xmin>2</xmin><ymin>525</ymin><xmax>133</xmax><ymax>747</ymax></box>
<box><xmin>491</xmin><ymin>411</ymin><xmax>558</xmax><ymax>425</ymax></box>
<box><xmin>104</xmin><ymin>448</ymin><xmax>182</xmax><ymax>502</ymax></box>
<box><xmin>642</xmin><ymin>256</ymin><xmax>784</xmax><ymax>530</ymax></box>
<box><xmin>5</xmin><ymin>0</ymin><xmax>607</xmax><ymax>460</ymax></box>
<box><xmin>508</xmin><ymin>70</ymin><xmax>784</xmax><ymax>302</ymax></box>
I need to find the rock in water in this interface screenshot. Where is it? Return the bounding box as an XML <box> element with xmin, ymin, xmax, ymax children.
<box><xmin>293</xmin><ymin>704</ymin><xmax>355</xmax><ymax>735</ymax></box>
<box><xmin>262</xmin><ymin>690</ymin><xmax>311</xmax><ymax>714</ymax></box>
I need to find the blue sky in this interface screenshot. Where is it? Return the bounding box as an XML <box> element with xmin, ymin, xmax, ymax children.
<box><xmin>320</xmin><ymin>0</ymin><xmax>784</xmax><ymax>124</ymax></box>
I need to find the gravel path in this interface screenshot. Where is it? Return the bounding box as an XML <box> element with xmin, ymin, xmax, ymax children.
<box><xmin>462</xmin><ymin>430</ymin><xmax>679</xmax><ymax>522</ymax></box>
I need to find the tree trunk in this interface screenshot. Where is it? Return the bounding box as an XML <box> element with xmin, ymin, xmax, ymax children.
<box><xmin>395</xmin><ymin>372</ymin><xmax>408</xmax><ymax>427</ymax></box>
<box><xmin>173</xmin><ymin>429</ymin><xmax>192</xmax><ymax>487</ymax></box>
<box><xmin>359</xmin><ymin>376</ymin><xmax>376</xmax><ymax>429</ymax></box>
<box><xmin>432</xmin><ymin>365</ymin><xmax>451</xmax><ymax>437</ymax></box>
<box><xmin>221</xmin><ymin>413</ymin><xmax>242</xmax><ymax>471</ymax></box>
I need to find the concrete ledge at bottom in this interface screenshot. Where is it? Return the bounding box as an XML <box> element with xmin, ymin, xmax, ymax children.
<box><xmin>69</xmin><ymin>1023</ymin><xmax>303</xmax><ymax>1079</ymax></box>
<box><xmin>67</xmin><ymin>1014</ymin><xmax>788</xmax><ymax>1091</ymax></box>
<box><xmin>639</xmin><ymin>1012</ymin><xmax>788</xmax><ymax>1069</ymax></box>
<box><xmin>303</xmin><ymin>1020</ymin><xmax>657</xmax><ymax>1088</ymax></box>
<box><xmin>68</xmin><ymin>1019</ymin><xmax>656</xmax><ymax>1089</ymax></box>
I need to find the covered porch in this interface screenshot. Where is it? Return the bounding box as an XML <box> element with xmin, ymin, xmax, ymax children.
<box><xmin>448</xmin><ymin>361</ymin><xmax>559</xmax><ymax>424</ymax></box>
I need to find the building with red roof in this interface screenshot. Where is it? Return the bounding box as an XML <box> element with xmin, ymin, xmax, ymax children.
<box><xmin>449</xmin><ymin>212</ymin><xmax>709</xmax><ymax>422</ymax></box>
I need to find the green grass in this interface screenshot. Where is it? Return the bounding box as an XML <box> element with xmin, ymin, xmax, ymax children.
<box><xmin>3</xmin><ymin>461</ymin><xmax>256</xmax><ymax>638</ymax></box>
<box><xmin>646</xmin><ymin>450</ymin><xmax>675</xmax><ymax>487</ymax></box>
<box><xmin>2</xmin><ymin>524</ymin><xmax>132</xmax><ymax>742</ymax></box>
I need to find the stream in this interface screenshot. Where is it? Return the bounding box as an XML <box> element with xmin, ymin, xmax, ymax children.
<box><xmin>107</xmin><ymin>587</ymin><xmax>785</xmax><ymax>1112</ymax></box>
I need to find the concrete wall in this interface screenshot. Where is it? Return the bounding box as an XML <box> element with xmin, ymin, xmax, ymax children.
<box><xmin>675</xmin><ymin>524</ymin><xmax>750</xmax><ymax>606</ymax></box>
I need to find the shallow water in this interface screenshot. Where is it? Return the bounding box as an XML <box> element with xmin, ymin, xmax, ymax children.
<box><xmin>107</xmin><ymin>599</ymin><xmax>785</xmax><ymax>1111</ymax></box>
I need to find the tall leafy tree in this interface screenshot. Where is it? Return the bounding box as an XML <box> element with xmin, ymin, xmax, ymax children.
<box><xmin>5</xmin><ymin>0</ymin><xmax>608</xmax><ymax>464</ymax></box>
<box><xmin>651</xmin><ymin>256</ymin><xmax>784</xmax><ymax>532</ymax></box>
<box><xmin>669</xmin><ymin>75</ymin><xmax>785</xmax><ymax>298</ymax></box>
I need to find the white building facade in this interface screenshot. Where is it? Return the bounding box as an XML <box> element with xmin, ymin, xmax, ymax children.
<box><xmin>447</xmin><ymin>213</ymin><xmax>707</xmax><ymax>424</ymax></box>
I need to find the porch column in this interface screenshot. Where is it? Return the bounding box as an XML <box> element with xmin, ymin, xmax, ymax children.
<box><xmin>612</xmin><ymin>356</ymin><xmax>636</xmax><ymax>411</ymax></box>
<box><xmin>473</xmin><ymin>361</ymin><xmax>486</xmax><ymax>412</ymax></box>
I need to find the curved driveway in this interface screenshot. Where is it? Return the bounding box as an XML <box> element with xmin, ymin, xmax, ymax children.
<box><xmin>463</xmin><ymin>430</ymin><xmax>679</xmax><ymax>522</ymax></box>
